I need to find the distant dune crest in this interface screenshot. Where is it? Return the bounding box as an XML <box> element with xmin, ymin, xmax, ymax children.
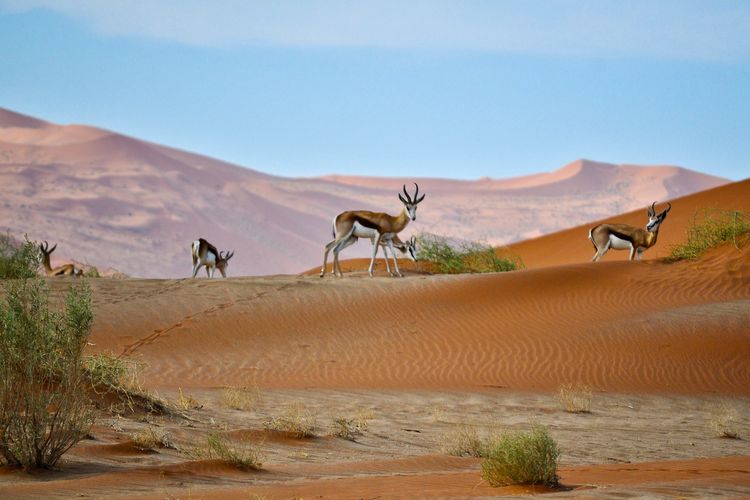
<box><xmin>0</xmin><ymin>107</ymin><xmax>729</xmax><ymax>277</ymax></box>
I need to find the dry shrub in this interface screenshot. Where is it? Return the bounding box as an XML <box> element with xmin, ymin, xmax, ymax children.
<box><xmin>328</xmin><ymin>417</ymin><xmax>368</xmax><ymax>441</ymax></box>
<box><xmin>264</xmin><ymin>404</ymin><xmax>317</xmax><ymax>438</ymax></box>
<box><xmin>84</xmin><ymin>352</ymin><xmax>172</xmax><ymax>415</ymax></box>
<box><xmin>177</xmin><ymin>387</ymin><xmax>202</xmax><ymax>410</ymax></box>
<box><xmin>0</xmin><ymin>277</ymin><xmax>95</xmax><ymax>469</ymax></box>
<box><xmin>192</xmin><ymin>432</ymin><xmax>263</xmax><ymax>471</ymax></box>
<box><xmin>708</xmin><ymin>403</ymin><xmax>743</xmax><ymax>439</ymax></box>
<box><xmin>556</xmin><ymin>383</ymin><xmax>592</xmax><ymax>413</ymax></box>
<box><xmin>221</xmin><ymin>385</ymin><xmax>262</xmax><ymax>411</ymax></box>
<box><xmin>131</xmin><ymin>426</ymin><xmax>174</xmax><ymax>451</ymax></box>
<box><xmin>481</xmin><ymin>425</ymin><xmax>560</xmax><ymax>487</ymax></box>
<box><xmin>440</xmin><ymin>424</ymin><xmax>487</xmax><ymax>457</ymax></box>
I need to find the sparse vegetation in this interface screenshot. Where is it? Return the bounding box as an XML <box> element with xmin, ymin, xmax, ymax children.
<box><xmin>83</xmin><ymin>352</ymin><xmax>172</xmax><ymax>416</ymax></box>
<box><xmin>0</xmin><ymin>274</ymin><xmax>95</xmax><ymax>469</ymax></box>
<box><xmin>192</xmin><ymin>432</ymin><xmax>263</xmax><ymax>471</ymax></box>
<box><xmin>221</xmin><ymin>385</ymin><xmax>262</xmax><ymax>411</ymax></box>
<box><xmin>557</xmin><ymin>383</ymin><xmax>593</xmax><ymax>414</ymax></box>
<box><xmin>416</xmin><ymin>233</ymin><xmax>523</xmax><ymax>274</ymax></box>
<box><xmin>668</xmin><ymin>209</ymin><xmax>749</xmax><ymax>261</ymax></box>
<box><xmin>0</xmin><ymin>234</ymin><xmax>40</xmax><ymax>279</ymax></box>
<box><xmin>84</xmin><ymin>266</ymin><xmax>101</xmax><ymax>278</ymax></box>
<box><xmin>708</xmin><ymin>403</ymin><xmax>743</xmax><ymax>439</ymax></box>
<box><xmin>440</xmin><ymin>424</ymin><xmax>487</xmax><ymax>457</ymax></box>
<box><xmin>177</xmin><ymin>387</ymin><xmax>202</xmax><ymax>410</ymax></box>
<box><xmin>264</xmin><ymin>404</ymin><xmax>317</xmax><ymax>438</ymax></box>
<box><xmin>481</xmin><ymin>425</ymin><xmax>560</xmax><ymax>487</ymax></box>
<box><xmin>328</xmin><ymin>417</ymin><xmax>367</xmax><ymax>441</ymax></box>
<box><xmin>131</xmin><ymin>426</ymin><xmax>174</xmax><ymax>451</ymax></box>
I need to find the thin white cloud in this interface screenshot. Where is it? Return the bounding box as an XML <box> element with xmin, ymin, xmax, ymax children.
<box><xmin>2</xmin><ymin>0</ymin><xmax>749</xmax><ymax>61</ymax></box>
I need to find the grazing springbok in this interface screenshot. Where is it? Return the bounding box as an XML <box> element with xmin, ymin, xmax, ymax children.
<box><xmin>589</xmin><ymin>202</ymin><xmax>672</xmax><ymax>261</ymax></box>
<box><xmin>191</xmin><ymin>238</ymin><xmax>234</xmax><ymax>278</ymax></box>
<box><xmin>377</xmin><ymin>234</ymin><xmax>418</xmax><ymax>277</ymax></box>
<box><xmin>39</xmin><ymin>241</ymin><xmax>82</xmax><ymax>276</ymax></box>
<box><xmin>320</xmin><ymin>183</ymin><xmax>426</xmax><ymax>278</ymax></box>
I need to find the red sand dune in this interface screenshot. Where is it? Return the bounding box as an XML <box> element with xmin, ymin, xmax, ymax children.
<box><xmin>0</xmin><ymin>107</ymin><xmax>728</xmax><ymax>277</ymax></box>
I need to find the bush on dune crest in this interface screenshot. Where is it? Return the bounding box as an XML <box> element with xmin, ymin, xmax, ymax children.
<box><xmin>416</xmin><ymin>233</ymin><xmax>523</xmax><ymax>274</ymax></box>
<box><xmin>668</xmin><ymin>209</ymin><xmax>749</xmax><ymax>261</ymax></box>
<box><xmin>0</xmin><ymin>234</ymin><xmax>40</xmax><ymax>279</ymax></box>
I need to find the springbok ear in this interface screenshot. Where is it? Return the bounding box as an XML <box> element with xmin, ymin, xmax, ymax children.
<box><xmin>410</xmin><ymin>235</ymin><xmax>417</xmax><ymax>245</ymax></box>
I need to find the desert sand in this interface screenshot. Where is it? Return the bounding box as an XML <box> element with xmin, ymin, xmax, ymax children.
<box><xmin>1</xmin><ymin>177</ymin><xmax>749</xmax><ymax>498</ymax></box>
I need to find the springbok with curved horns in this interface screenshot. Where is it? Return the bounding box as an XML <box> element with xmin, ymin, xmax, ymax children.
<box><xmin>589</xmin><ymin>202</ymin><xmax>672</xmax><ymax>261</ymax></box>
<box><xmin>39</xmin><ymin>241</ymin><xmax>82</xmax><ymax>276</ymax></box>
<box><xmin>191</xmin><ymin>238</ymin><xmax>234</xmax><ymax>278</ymax></box>
<box><xmin>378</xmin><ymin>234</ymin><xmax>418</xmax><ymax>277</ymax></box>
<box><xmin>321</xmin><ymin>183</ymin><xmax>425</xmax><ymax>278</ymax></box>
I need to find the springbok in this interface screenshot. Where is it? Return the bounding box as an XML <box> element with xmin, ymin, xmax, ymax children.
<box><xmin>377</xmin><ymin>234</ymin><xmax>418</xmax><ymax>277</ymax></box>
<box><xmin>589</xmin><ymin>202</ymin><xmax>672</xmax><ymax>261</ymax></box>
<box><xmin>191</xmin><ymin>238</ymin><xmax>234</xmax><ymax>278</ymax></box>
<box><xmin>39</xmin><ymin>241</ymin><xmax>82</xmax><ymax>276</ymax></box>
<box><xmin>320</xmin><ymin>183</ymin><xmax>425</xmax><ymax>278</ymax></box>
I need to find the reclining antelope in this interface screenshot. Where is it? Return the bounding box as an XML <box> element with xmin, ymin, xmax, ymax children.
<box><xmin>321</xmin><ymin>183</ymin><xmax>425</xmax><ymax>278</ymax></box>
<box><xmin>39</xmin><ymin>241</ymin><xmax>82</xmax><ymax>276</ymax></box>
<box><xmin>589</xmin><ymin>201</ymin><xmax>671</xmax><ymax>261</ymax></box>
<box><xmin>191</xmin><ymin>238</ymin><xmax>234</xmax><ymax>278</ymax></box>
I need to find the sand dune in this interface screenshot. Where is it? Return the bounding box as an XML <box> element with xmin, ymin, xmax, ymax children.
<box><xmin>0</xmin><ymin>107</ymin><xmax>728</xmax><ymax>277</ymax></box>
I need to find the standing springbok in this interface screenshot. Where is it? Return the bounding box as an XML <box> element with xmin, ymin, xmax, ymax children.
<box><xmin>589</xmin><ymin>202</ymin><xmax>672</xmax><ymax>261</ymax></box>
<box><xmin>320</xmin><ymin>183</ymin><xmax>425</xmax><ymax>278</ymax></box>
<box><xmin>39</xmin><ymin>241</ymin><xmax>82</xmax><ymax>276</ymax></box>
<box><xmin>191</xmin><ymin>238</ymin><xmax>234</xmax><ymax>278</ymax></box>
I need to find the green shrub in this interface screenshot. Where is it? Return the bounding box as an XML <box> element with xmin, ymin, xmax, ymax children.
<box><xmin>416</xmin><ymin>233</ymin><xmax>523</xmax><ymax>274</ymax></box>
<box><xmin>0</xmin><ymin>277</ymin><xmax>95</xmax><ymax>469</ymax></box>
<box><xmin>481</xmin><ymin>425</ymin><xmax>560</xmax><ymax>487</ymax></box>
<box><xmin>84</xmin><ymin>267</ymin><xmax>100</xmax><ymax>278</ymax></box>
<box><xmin>668</xmin><ymin>209</ymin><xmax>749</xmax><ymax>261</ymax></box>
<box><xmin>0</xmin><ymin>234</ymin><xmax>40</xmax><ymax>279</ymax></box>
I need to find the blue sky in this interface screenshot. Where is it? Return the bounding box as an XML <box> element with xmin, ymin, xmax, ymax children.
<box><xmin>1</xmin><ymin>1</ymin><xmax>748</xmax><ymax>180</ymax></box>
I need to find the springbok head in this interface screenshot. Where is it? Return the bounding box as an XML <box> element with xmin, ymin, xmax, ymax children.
<box><xmin>215</xmin><ymin>250</ymin><xmax>235</xmax><ymax>278</ymax></box>
<box><xmin>398</xmin><ymin>183</ymin><xmax>426</xmax><ymax>221</ymax></box>
<box><xmin>404</xmin><ymin>235</ymin><xmax>418</xmax><ymax>261</ymax></box>
<box><xmin>646</xmin><ymin>202</ymin><xmax>672</xmax><ymax>231</ymax></box>
<box><xmin>39</xmin><ymin>241</ymin><xmax>57</xmax><ymax>259</ymax></box>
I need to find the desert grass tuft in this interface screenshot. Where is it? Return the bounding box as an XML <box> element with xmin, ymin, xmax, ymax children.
<box><xmin>131</xmin><ymin>426</ymin><xmax>174</xmax><ymax>451</ymax></box>
<box><xmin>264</xmin><ymin>404</ymin><xmax>317</xmax><ymax>438</ymax></box>
<box><xmin>191</xmin><ymin>432</ymin><xmax>263</xmax><ymax>471</ymax></box>
<box><xmin>440</xmin><ymin>424</ymin><xmax>487</xmax><ymax>457</ymax></box>
<box><xmin>481</xmin><ymin>425</ymin><xmax>560</xmax><ymax>487</ymax></box>
<box><xmin>221</xmin><ymin>385</ymin><xmax>262</xmax><ymax>411</ymax></box>
<box><xmin>416</xmin><ymin>233</ymin><xmax>523</xmax><ymax>274</ymax></box>
<box><xmin>668</xmin><ymin>209</ymin><xmax>749</xmax><ymax>261</ymax></box>
<box><xmin>707</xmin><ymin>403</ymin><xmax>743</xmax><ymax>439</ymax></box>
<box><xmin>84</xmin><ymin>352</ymin><xmax>173</xmax><ymax>416</ymax></box>
<box><xmin>556</xmin><ymin>383</ymin><xmax>593</xmax><ymax>414</ymax></box>
<box><xmin>176</xmin><ymin>387</ymin><xmax>202</xmax><ymax>410</ymax></box>
<box><xmin>328</xmin><ymin>417</ymin><xmax>368</xmax><ymax>441</ymax></box>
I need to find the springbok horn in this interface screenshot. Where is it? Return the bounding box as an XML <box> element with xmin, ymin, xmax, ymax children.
<box><xmin>402</xmin><ymin>184</ymin><xmax>413</xmax><ymax>204</ymax></box>
<box><xmin>49</xmin><ymin>243</ymin><xmax>57</xmax><ymax>253</ymax></box>
<box><xmin>664</xmin><ymin>202</ymin><xmax>672</xmax><ymax>213</ymax></box>
<box><xmin>649</xmin><ymin>202</ymin><xmax>657</xmax><ymax>216</ymax></box>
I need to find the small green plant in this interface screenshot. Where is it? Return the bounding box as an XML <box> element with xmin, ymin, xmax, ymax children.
<box><xmin>0</xmin><ymin>234</ymin><xmax>40</xmax><ymax>279</ymax></box>
<box><xmin>84</xmin><ymin>267</ymin><xmax>100</xmax><ymax>278</ymax></box>
<box><xmin>668</xmin><ymin>209</ymin><xmax>749</xmax><ymax>261</ymax></box>
<box><xmin>0</xmin><ymin>276</ymin><xmax>95</xmax><ymax>469</ymax></box>
<box><xmin>264</xmin><ymin>404</ymin><xmax>317</xmax><ymax>438</ymax></box>
<box><xmin>481</xmin><ymin>425</ymin><xmax>560</xmax><ymax>487</ymax></box>
<box><xmin>440</xmin><ymin>424</ymin><xmax>487</xmax><ymax>457</ymax></box>
<box><xmin>557</xmin><ymin>383</ymin><xmax>593</xmax><ymax>414</ymax></box>
<box><xmin>198</xmin><ymin>432</ymin><xmax>263</xmax><ymax>471</ymax></box>
<box><xmin>416</xmin><ymin>233</ymin><xmax>523</xmax><ymax>274</ymax></box>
